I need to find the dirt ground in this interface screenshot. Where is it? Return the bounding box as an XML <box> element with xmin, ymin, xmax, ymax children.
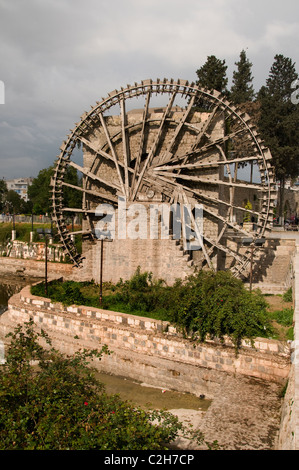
<box><xmin>265</xmin><ymin>295</ymin><xmax>293</xmax><ymax>312</ymax></box>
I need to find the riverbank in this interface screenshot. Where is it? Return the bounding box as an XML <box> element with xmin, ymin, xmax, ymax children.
<box><xmin>0</xmin><ymin>256</ymin><xmax>77</xmax><ymax>280</ymax></box>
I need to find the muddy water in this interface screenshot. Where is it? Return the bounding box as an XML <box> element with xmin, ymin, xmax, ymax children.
<box><xmin>0</xmin><ymin>275</ymin><xmax>42</xmax><ymax>314</ymax></box>
<box><xmin>95</xmin><ymin>371</ymin><xmax>211</xmax><ymax>411</ymax></box>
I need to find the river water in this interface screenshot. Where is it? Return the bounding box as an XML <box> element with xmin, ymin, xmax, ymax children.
<box><xmin>0</xmin><ymin>275</ymin><xmax>211</xmax><ymax>413</ymax></box>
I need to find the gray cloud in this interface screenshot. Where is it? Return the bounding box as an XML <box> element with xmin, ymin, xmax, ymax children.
<box><xmin>0</xmin><ymin>0</ymin><xmax>298</xmax><ymax>178</ymax></box>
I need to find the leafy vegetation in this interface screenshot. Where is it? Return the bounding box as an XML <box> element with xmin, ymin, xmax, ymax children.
<box><xmin>0</xmin><ymin>223</ymin><xmax>51</xmax><ymax>244</ymax></box>
<box><xmin>28</xmin><ymin>165</ymin><xmax>82</xmax><ymax>215</ymax></box>
<box><xmin>0</xmin><ymin>320</ymin><xmax>211</xmax><ymax>450</ymax></box>
<box><xmin>31</xmin><ymin>268</ymin><xmax>275</xmax><ymax>350</ymax></box>
<box><xmin>283</xmin><ymin>287</ymin><xmax>293</xmax><ymax>303</ymax></box>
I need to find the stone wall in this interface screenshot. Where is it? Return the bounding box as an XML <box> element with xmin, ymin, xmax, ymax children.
<box><xmin>277</xmin><ymin>238</ymin><xmax>299</xmax><ymax>449</ymax></box>
<box><xmin>1</xmin><ymin>240</ymin><xmax>66</xmax><ymax>262</ymax></box>
<box><xmin>81</xmin><ymin>109</ymin><xmax>223</xmax><ymax>284</ymax></box>
<box><xmin>0</xmin><ymin>285</ymin><xmax>290</xmax><ymax>401</ymax></box>
<box><xmin>0</xmin><ymin>256</ymin><xmax>78</xmax><ymax>280</ymax></box>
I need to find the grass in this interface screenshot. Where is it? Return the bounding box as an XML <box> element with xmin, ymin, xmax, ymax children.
<box><xmin>265</xmin><ymin>293</ymin><xmax>294</xmax><ymax>341</ymax></box>
<box><xmin>0</xmin><ymin>222</ymin><xmax>82</xmax><ymax>254</ymax></box>
<box><xmin>32</xmin><ymin>279</ymin><xmax>170</xmax><ymax>321</ymax></box>
<box><xmin>0</xmin><ymin>223</ymin><xmax>52</xmax><ymax>243</ymax></box>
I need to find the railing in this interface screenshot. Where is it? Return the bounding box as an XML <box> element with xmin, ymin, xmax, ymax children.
<box><xmin>0</xmin><ymin>214</ymin><xmax>81</xmax><ymax>225</ymax></box>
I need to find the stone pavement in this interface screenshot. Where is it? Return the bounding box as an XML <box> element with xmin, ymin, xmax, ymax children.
<box><xmin>195</xmin><ymin>373</ymin><xmax>282</xmax><ymax>450</ymax></box>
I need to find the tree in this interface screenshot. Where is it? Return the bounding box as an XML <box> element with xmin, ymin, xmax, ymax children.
<box><xmin>0</xmin><ymin>320</ymin><xmax>209</xmax><ymax>450</ymax></box>
<box><xmin>27</xmin><ymin>166</ymin><xmax>54</xmax><ymax>215</ymax></box>
<box><xmin>63</xmin><ymin>165</ymin><xmax>83</xmax><ymax>210</ymax></box>
<box><xmin>0</xmin><ymin>179</ymin><xmax>7</xmax><ymax>212</ymax></box>
<box><xmin>257</xmin><ymin>54</ymin><xmax>299</xmax><ymax>218</ymax></box>
<box><xmin>28</xmin><ymin>165</ymin><xmax>82</xmax><ymax>215</ymax></box>
<box><xmin>3</xmin><ymin>190</ymin><xmax>27</xmax><ymax>214</ymax></box>
<box><xmin>196</xmin><ymin>55</ymin><xmax>228</xmax><ymax>94</ymax></box>
<box><xmin>230</xmin><ymin>50</ymin><xmax>255</xmax><ymax>104</ymax></box>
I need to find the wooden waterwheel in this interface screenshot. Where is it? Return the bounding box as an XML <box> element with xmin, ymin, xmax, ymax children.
<box><xmin>51</xmin><ymin>79</ymin><xmax>276</xmax><ymax>277</ymax></box>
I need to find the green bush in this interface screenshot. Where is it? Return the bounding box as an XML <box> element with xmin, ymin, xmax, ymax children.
<box><xmin>165</xmin><ymin>270</ymin><xmax>272</xmax><ymax>350</ymax></box>
<box><xmin>0</xmin><ymin>321</ymin><xmax>209</xmax><ymax>450</ymax></box>
<box><xmin>31</xmin><ymin>280</ymin><xmax>94</xmax><ymax>307</ymax></box>
<box><xmin>112</xmin><ymin>267</ymin><xmax>168</xmax><ymax>315</ymax></box>
<box><xmin>31</xmin><ymin>269</ymin><xmax>274</xmax><ymax>350</ymax></box>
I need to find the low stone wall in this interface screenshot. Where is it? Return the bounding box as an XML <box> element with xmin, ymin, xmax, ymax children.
<box><xmin>0</xmin><ymin>285</ymin><xmax>291</xmax><ymax>400</ymax></box>
<box><xmin>277</xmin><ymin>239</ymin><xmax>299</xmax><ymax>449</ymax></box>
<box><xmin>2</xmin><ymin>240</ymin><xmax>66</xmax><ymax>262</ymax></box>
<box><xmin>0</xmin><ymin>256</ymin><xmax>79</xmax><ymax>280</ymax></box>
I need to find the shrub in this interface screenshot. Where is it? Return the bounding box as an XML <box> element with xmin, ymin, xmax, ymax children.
<box><xmin>166</xmin><ymin>270</ymin><xmax>273</xmax><ymax>350</ymax></box>
<box><xmin>0</xmin><ymin>321</ymin><xmax>210</xmax><ymax>450</ymax></box>
<box><xmin>31</xmin><ymin>269</ymin><xmax>274</xmax><ymax>351</ymax></box>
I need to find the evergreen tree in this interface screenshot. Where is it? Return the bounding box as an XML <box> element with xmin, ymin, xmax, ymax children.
<box><xmin>257</xmin><ymin>54</ymin><xmax>299</xmax><ymax>218</ymax></box>
<box><xmin>196</xmin><ymin>55</ymin><xmax>228</xmax><ymax>94</ymax></box>
<box><xmin>28</xmin><ymin>165</ymin><xmax>82</xmax><ymax>215</ymax></box>
<box><xmin>0</xmin><ymin>179</ymin><xmax>8</xmax><ymax>212</ymax></box>
<box><xmin>230</xmin><ymin>50</ymin><xmax>255</xmax><ymax>104</ymax></box>
<box><xmin>27</xmin><ymin>166</ymin><xmax>54</xmax><ymax>215</ymax></box>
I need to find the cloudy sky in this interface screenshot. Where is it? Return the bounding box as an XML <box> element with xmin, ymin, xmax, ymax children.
<box><xmin>0</xmin><ymin>0</ymin><xmax>299</xmax><ymax>179</ymax></box>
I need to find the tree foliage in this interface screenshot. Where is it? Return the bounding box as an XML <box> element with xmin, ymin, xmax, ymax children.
<box><xmin>0</xmin><ymin>179</ymin><xmax>7</xmax><ymax>212</ymax></box>
<box><xmin>0</xmin><ymin>320</ymin><xmax>208</xmax><ymax>450</ymax></box>
<box><xmin>257</xmin><ymin>54</ymin><xmax>299</xmax><ymax>215</ymax></box>
<box><xmin>165</xmin><ymin>271</ymin><xmax>272</xmax><ymax>350</ymax></box>
<box><xmin>27</xmin><ymin>166</ymin><xmax>54</xmax><ymax>215</ymax></box>
<box><xmin>230</xmin><ymin>50</ymin><xmax>255</xmax><ymax>104</ymax></box>
<box><xmin>2</xmin><ymin>190</ymin><xmax>30</xmax><ymax>214</ymax></box>
<box><xmin>28</xmin><ymin>165</ymin><xmax>82</xmax><ymax>215</ymax></box>
<box><xmin>196</xmin><ymin>55</ymin><xmax>228</xmax><ymax>94</ymax></box>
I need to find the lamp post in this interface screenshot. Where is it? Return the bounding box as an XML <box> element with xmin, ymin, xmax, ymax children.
<box><xmin>37</xmin><ymin>228</ymin><xmax>53</xmax><ymax>296</ymax></box>
<box><xmin>92</xmin><ymin>230</ymin><xmax>112</xmax><ymax>307</ymax></box>
<box><xmin>30</xmin><ymin>211</ymin><xmax>34</xmax><ymax>242</ymax></box>
<box><xmin>242</xmin><ymin>237</ymin><xmax>265</xmax><ymax>291</ymax></box>
<box><xmin>99</xmin><ymin>238</ymin><xmax>104</xmax><ymax>306</ymax></box>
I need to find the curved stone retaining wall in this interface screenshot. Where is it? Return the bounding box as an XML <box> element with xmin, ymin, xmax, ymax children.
<box><xmin>0</xmin><ymin>285</ymin><xmax>291</xmax><ymax>400</ymax></box>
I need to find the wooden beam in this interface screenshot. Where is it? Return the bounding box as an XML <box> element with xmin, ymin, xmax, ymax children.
<box><xmin>154</xmin><ymin>155</ymin><xmax>261</xmax><ymax>171</ymax></box>
<box><xmin>68</xmin><ymin>160</ymin><xmax>121</xmax><ymax>191</ymax></box>
<box><xmin>120</xmin><ymin>97</ymin><xmax>130</xmax><ymax>197</ymax></box>
<box><xmin>158</xmin><ymin>94</ymin><xmax>197</xmax><ymax>164</ymax></box>
<box><xmin>130</xmin><ymin>89</ymin><xmax>151</xmax><ymax>198</ymax></box>
<box><xmin>153</xmin><ymin>170</ymin><xmax>269</xmax><ymax>191</ymax></box>
<box><xmin>60</xmin><ymin>181</ymin><xmax>118</xmax><ymax>203</ymax></box>
<box><xmin>131</xmin><ymin>89</ymin><xmax>177</xmax><ymax>200</ymax></box>
<box><xmin>98</xmin><ymin>111</ymin><xmax>126</xmax><ymax>196</ymax></box>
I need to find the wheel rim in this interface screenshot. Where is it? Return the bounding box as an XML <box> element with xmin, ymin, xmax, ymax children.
<box><xmin>51</xmin><ymin>78</ymin><xmax>276</xmax><ymax>276</ymax></box>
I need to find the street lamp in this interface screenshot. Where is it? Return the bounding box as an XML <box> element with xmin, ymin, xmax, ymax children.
<box><xmin>92</xmin><ymin>230</ymin><xmax>113</xmax><ymax>306</ymax></box>
<box><xmin>242</xmin><ymin>237</ymin><xmax>265</xmax><ymax>291</ymax></box>
<box><xmin>37</xmin><ymin>228</ymin><xmax>53</xmax><ymax>296</ymax></box>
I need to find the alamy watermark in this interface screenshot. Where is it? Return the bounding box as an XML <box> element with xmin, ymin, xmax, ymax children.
<box><xmin>94</xmin><ymin>198</ymin><xmax>204</xmax><ymax>251</ymax></box>
<box><xmin>0</xmin><ymin>81</ymin><xmax>4</xmax><ymax>104</ymax></box>
<box><xmin>291</xmin><ymin>79</ymin><xmax>299</xmax><ymax>105</ymax></box>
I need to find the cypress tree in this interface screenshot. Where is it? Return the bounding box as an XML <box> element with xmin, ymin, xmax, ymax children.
<box><xmin>196</xmin><ymin>55</ymin><xmax>228</xmax><ymax>95</ymax></box>
<box><xmin>257</xmin><ymin>54</ymin><xmax>299</xmax><ymax>219</ymax></box>
<box><xmin>231</xmin><ymin>50</ymin><xmax>255</xmax><ymax>104</ymax></box>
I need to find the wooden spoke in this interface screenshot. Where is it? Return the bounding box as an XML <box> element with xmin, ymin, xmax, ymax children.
<box><xmin>98</xmin><ymin>110</ymin><xmax>126</xmax><ymax>195</ymax></box>
<box><xmin>131</xmin><ymin>89</ymin><xmax>178</xmax><ymax>200</ymax></box>
<box><xmin>120</xmin><ymin>97</ymin><xmax>130</xmax><ymax>197</ymax></box>
<box><xmin>68</xmin><ymin>160</ymin><xmax>121</xmax><ymax>191</ymax></box>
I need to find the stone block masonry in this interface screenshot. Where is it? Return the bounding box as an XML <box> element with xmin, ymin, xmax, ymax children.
<box><xmin>0</xmin><ymin>285</ymin><xmax>291</xmax><ymax>401</ymax></box>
